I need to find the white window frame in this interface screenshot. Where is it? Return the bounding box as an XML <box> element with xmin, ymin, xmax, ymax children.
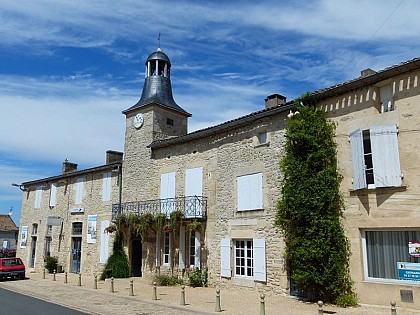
<box><xmin>34</xmin><ymin>187</ymin><xmax>42</xmax><ymax>209</ymax></box>
<box><xmin>102</xmin><ymin>172</ymin><xmax>112</xmax><ymax>202</ymax></box>
<box><xmin>349</xmin><ymin>125</ymin><xmax>402</xmax><ymax>190</ymax></box>
<box><xmin>237</xmin><ymin>173</ymin><xmax>263</xmax><ymax>211</ymax></box>
<box><xmin>163</xmin><ymin>232</ymin><xmax>172</xmax><ymax>265</ymax></box>
<box><xmin>258</xmin><ymin>131</ymin><xmax>268</xmax><ymax>144</ymax></box>
<box><xmin>75</xmin><ymin>177</ymin><xmax>84</xmax><ymax>205</ymax></box>
<box><xmin>49</xmin><ymin>183</ymin><xmax>57</xmax><ymax>207</ymax></box>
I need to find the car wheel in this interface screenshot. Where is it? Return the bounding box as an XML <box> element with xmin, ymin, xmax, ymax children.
<box><xmin>20</xmin><ymin>274</ymin><xmax>25</xmax><ymax>280</ymax></box>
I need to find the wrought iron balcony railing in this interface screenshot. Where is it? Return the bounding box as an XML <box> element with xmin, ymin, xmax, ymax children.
<box><xmin>112</xmin><ymin>196</ymin><xmax>207</xmax><ymax>221</ymax></box>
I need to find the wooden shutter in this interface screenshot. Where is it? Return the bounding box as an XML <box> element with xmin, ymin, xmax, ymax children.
<box><xmin>253</xmin><ymin>239</ymin><xmax>266</xmax><ymax>282</ymax></box>
<box><xmin>370</xmin><ymin>125</ymin><xmax>402</xmax><ymax>187</ymax></box>
<box><xmin>156</xmin><ymin>233</ymin><xmax>161</xmax><ymax>267</ymax></box>
<box><xmin>237</xmin><ymin>173</ymin><xmax>263</xmax><ymax>211</ymax></box>
<box><xmin>220</xmin><ymin>238</ymin><xmax>231</xmax><ymax>278</ymax></box>
<box><xmin>195</xmin><ymin>231</ymin><xmax>201</xmax><ymax>268</ymax></box>
<box><xmin>35</xmin><ymin>187</ymin><xmax>42</xmax><ymax>209</ymax></box>
<box><xmin>179</xmin><ymin>226</ymin><xmax>186</xmax><ymax>270</ymax></box>
<box><xmin>349</xmin><ymin>129</ymin><xmax>366</xmax><ymax>190</ymax></box>
<box><xmin>160</xmin><ymin>172</ymin><xmax>176</xmax><ymax>215</ymax></box>
<box><xmin>49</xmin><ymin>183</ymin><xmax>57</xmax><ymax>207</ymax></box>
<box><xmin>102</xmin><ymin>172</ymin><xmax>111</xmax><ymax>201</ymax></box>
<box><xmin>75</xmin><ymin>178</ymin><xmax>84</xmax><ymax>204</ymax></box>
<box><xmin>185</xmin><ymin>167</ymin><xmax>203</xmax><ymax>217</ymax></box>
<box><xmin>100</xmin><ymin>220</ymin><xmax>110</xmax><ymax>264</ymax></box>
<box><xmin>251</xmin><ymin>173</ymin><xmax>263</xmax><ymax>209</ymax></box>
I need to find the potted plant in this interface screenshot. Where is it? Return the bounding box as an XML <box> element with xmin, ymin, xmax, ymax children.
<box><xmin>188</xmin><ymin>220</ymin><xmax>202</xmax><ymax>233</ymax></box>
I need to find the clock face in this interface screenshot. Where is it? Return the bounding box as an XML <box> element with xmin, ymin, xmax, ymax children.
<box><xmin>133</xmin><ymin>113</ymin><xmax>144</xmax><ymax>129</ymax></box>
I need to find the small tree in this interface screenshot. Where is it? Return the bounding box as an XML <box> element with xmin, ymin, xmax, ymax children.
<box><xmin>276</xmin><ymin>100</ymin><xmax>356</xmax><ymax>306</ymax></box>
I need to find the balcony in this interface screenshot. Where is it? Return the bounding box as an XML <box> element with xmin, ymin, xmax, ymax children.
<box><xmin>112</xmin><ymin>196</ymin><xmax>207</xmax><ymax>221</ymax></box>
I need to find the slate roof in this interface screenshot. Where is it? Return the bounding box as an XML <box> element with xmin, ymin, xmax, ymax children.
<box><xmin>0</xmin><ymin>215</ymin><xmax>18</xmax><ymax>231</ymax></box>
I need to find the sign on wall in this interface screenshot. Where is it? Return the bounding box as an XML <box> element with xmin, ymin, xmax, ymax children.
<box><xmin>87</xmin><ymin>215</ymin><xmax>97</xmax><ymax>244</ymax></box>
<box><xmin>397</xmin><ymin>262</ymin><xmax>420</xmax><ymax>281</ymax></box>
<box><xmin>409</xmin><ymin>242</ymin><xmax>420</xmax><ymax>257</ymax></box>
<box><xmin>20</xmin><ymin>226</ymin><xmax>28</xmax><ymax>248</ymax></box>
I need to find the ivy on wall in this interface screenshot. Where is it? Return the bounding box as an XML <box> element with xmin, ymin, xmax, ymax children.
<box><xmin>275</xmin><ymin>99</ymin><xmax>356</xmax><ymax>306</ymax></box>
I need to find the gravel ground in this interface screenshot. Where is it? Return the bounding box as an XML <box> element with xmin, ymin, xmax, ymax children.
<box><xmin>1</xmin><ymin>272</ymin><xmax>420</xmax><ymax>315</ymax></box>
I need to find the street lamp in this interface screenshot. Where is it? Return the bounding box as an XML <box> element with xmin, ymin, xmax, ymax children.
<box><xmin>11</xmin><ymin>183</ymin><xmax>25</xmax><ymax>191</ymax></box>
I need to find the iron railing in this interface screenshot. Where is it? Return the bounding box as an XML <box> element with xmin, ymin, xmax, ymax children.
<box><xmin>112</xmin><ymin>196</ymin><xmax>207</xmax><ymax>221</ymax></box>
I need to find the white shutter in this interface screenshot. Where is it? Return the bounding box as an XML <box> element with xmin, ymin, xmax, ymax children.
<box><xmin>349</xmin><ymin>129</ymin><xmax>366</xmax><ymax>190</ymax></box>
<box><xmin>35</xmin><ymin>187</ymin><xmax>42</xmax><ymax>209</ymax></box>
<box><xmin>220</xmin><ymin>238</ymin><xmax>231</xmax><ymax>278</ymax></box>
<box><xmin>49</xmin><ymin>183</ymin><xmax>57</xmax><ymax>207</ymax></box>
<box><xmin>179</xmin><ymin>226</ymin><xmax>186</xmax><ymax>270</ymax></box>
<box><xmin>100</xmin><ymin>220</ymin><xmax>110</xmax><ymax>264</ymax></box>
<box><xmin>237</xmin><ymin>173</ymin><xmax>263</xmax><ymax>211</ymax></box>
<box><xmin>195</xmin><ymin>231</ymin><xmax>201</xmax><ymax>268</ymax></box>
<box><xmin>370</xmin><ymin>125</ymin><xmax>402</xmax><ymax>187</ymax></box>
<box><xmin>237</xmin><ymin>175</ymin><xmax>249</xmax><ymax>211</ymax></box>
<box><xmin>185</xmin><ymin>167</ymin><xmax>203</xmax><ymax>217</ymax></box>
<box><xmin>102</xmin><ymin>172</ymin><xmax>111</xmax><ymax>202</ymax></box>
<box><xmin>160</xmin><ymin>172</ymin><xmax>176</xmax><ymax>215</ymax></box>
<box><xmin>168</xmin><ymin>233</ymin><xmax>173</xmax><ymax>265</ymax></box>
<box><xmin>251</xmin><ymin>173</ymin><xmax>263</xmax><ymax>209</ymax></box>
<box><xmin>75</xmin><ymin>178</ymin><xmax>84</xmax><ymax>204</ymax></box>
<box><xmin>253</xmin><ymin>239</ymin><xmax>266</xmax><ymax>282</ymax></box>
<box><xmin>156</xmin><ymin>233</ymin><xmax>161</xmax><ymax>267</ymax></box>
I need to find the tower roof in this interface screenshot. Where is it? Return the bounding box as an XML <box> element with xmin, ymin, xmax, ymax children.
<box><xmin>123</xmin><ymin>49</ymin><xmax>191</xmax><ymax>116</ymax></box>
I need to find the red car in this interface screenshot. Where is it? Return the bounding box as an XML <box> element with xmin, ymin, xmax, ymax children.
<box><xmin>0</xmin><ymin>257</ymin><xmax>25</xmax><ymax>280</ymax></box>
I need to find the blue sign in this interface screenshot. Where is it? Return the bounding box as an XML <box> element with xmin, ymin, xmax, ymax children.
<box><xmin>397</xmin><ymin>262</ymin><xmax>420</xmax><ymax>281</ymax></box>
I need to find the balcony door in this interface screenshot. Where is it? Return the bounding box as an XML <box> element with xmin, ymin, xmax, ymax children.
<box><xmin>160</xmin><ymin>172</ymin><xmax>176</xmax><ymax>216</ymax></box>
<box><xmin>185</xmin><ymin>167</ymin><xmax>203</xmax><ymax>218</ymax></box>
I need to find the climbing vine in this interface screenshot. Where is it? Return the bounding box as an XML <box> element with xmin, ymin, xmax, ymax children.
<box><xmin>275</xmin><ymin>97</ymin><xmax>356</xmax><ymax>306</ymax></box>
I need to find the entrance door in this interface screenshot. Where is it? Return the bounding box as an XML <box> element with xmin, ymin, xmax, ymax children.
<box><xmin>131</xmin><ymin>239</ymin><xmax>142</xmax><ymax>277</ymax></box>
<box><xmin>30</xmin><ymin>237</ymin><xmax>37</xmax><ymax>268</ymax></box>
<box><xmin>71</xmin><ymin>238</ymin><xmax>82</xmax><ymax>273</ymax></box>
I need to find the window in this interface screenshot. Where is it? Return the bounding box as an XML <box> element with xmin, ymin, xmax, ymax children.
<box><xmin>364</xmin><ymin>230</ymin><xmax>420</xmax><ymax>281</ymax></box>
<box><xmin>163</xmin><ymin>232</ymin><xmax>171</xmax><ymax>265</ymax></box>
<box><xmin>189</xmin><ymin>231</ymin><xmax>196</xmax><ymax>267</ymax></box>
<box><xmin>46</xmin><ymin>225</ymin><xmax>52</xmax><ymax>236</ymax></box>
<box><xmin>72</xmin><ymin>222</ymin><xmax>83</xmax><ymax>235</ymax></box>
<box><xmin>258</xmin><ymin>131</ymin><xmax>268</xmax><ymax>145</ymax></box>
<box><xmin>349</xmin><ymin>125</ymin><xmax>402</xmax><ymax>190</ymax></box>
<box><xmin>45</xmin><ymin>237</ymin><xmax>51</xmax><ymax>256</ymax></box>
<box><xmin>102</xmin><ymin>172</ymin><xmax>112</xmax><ymax>202</ymax></box>
<box><xmin>379</xmin><ymin>85</ymin><xmax>394</xmax><ymax>113</ymax></box>
<box><xmin>185</xmin><ymin>167</ymin><xmax>203</xmax><ymax>218</ymax></box>
<box><xmin>221</xmin><ymin>238</ymin><xmax>266</xmax><ymax>281</ymax></box>
<box><xmin>32</xmin><ymin>224</ymin><xmax>38</xmax><ymax>235</ymax></box>
<box><xmin>237</xmin><ymin>173</ymin><xmax>263</xmax><ymax>211</ymax></box>
<box><xmin>75</xmin><ymin>178</ymin><xmax>84</xmax><ymax>205</ymax></box>
<box><xmin>167</xmin><ymin>118</ymin><xmax>174</xmax><ymax>126</ymax></box>
<box><xmin>235</xmin><ymin>240</ymin><xmax>253</xmax><ymax>277</ymax></box>
<box><xmin>189</xmin><ymin>230</ymin><xmax>201</xmax><ymax>268</ymax></box>
<box><xmin>160</xmin><ymin>172</ymin><xmax>176</xmax><ymax>216</ymax></box>
<box><xmin>49</xmin><ymin>183</ymin><xmax>57</xmax><ymax>207</ymax></box>
<box><xmin>34</xmin><ymin>187</ymin><xmax>42</xmax><ymax>209</ymax></box>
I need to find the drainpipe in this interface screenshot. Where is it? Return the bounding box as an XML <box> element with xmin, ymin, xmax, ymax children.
<box><xmin>118</xmin><ymin>164</ymin><xmax>123</xmax><ymax>214</ymax></box>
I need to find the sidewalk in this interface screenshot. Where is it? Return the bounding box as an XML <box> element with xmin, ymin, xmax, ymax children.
<box><xmin>1</xmin><ymin>272</ymin><xmax>420</xmax><ymax>315</ymax></box>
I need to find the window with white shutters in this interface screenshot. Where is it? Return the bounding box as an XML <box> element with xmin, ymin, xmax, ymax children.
<box><xmin>100</xmin><ymin>220</ymin><xmax>110</xmax><ymax>264</ymax></box>
<box><xmin>237</xmin><ymin>173</ymin><xmax>263</xmax><ymax>211</ymax></box>
<box><xmin>49</xmin><ymin>183</ymin><xmax>57</xmax><ymax>207</ymax></box>
<box><xmin>160</xmin><ymin>172</ymin><xmax>176</xmax><ymax>216</ymax></box>
<box><xmin>75</xmin><ymin>178</ymin><xmax>84</xmax><ymax>205</ymax></box>
<box><xmin>349</xmin><ymin>124</ymin><xmax>402</xmax><ymax>190</ymax></box>
<box><xmin>102</xmin><ymin>172</ymin><xmax>112</xmax><ymax>202</ymax></box>
<box><xmin>34</xmin><ymin>187</ymin><xmax>42</xmax><ymax>209</ymax></box>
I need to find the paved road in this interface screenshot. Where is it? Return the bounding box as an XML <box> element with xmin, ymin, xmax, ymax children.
<box><xmin>0</xmin><ymin>287</ymin><xmax>89</xmax><ymax>315</ymax></box>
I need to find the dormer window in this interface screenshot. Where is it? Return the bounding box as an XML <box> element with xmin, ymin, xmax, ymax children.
<box><xmin>379</xmin><ymin>85</ymin><xmax>394</xmax><ymax>113</ymax></box>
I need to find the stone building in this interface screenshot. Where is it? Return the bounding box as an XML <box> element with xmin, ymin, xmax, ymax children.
<box><xmin>0</xmin><ymin>214</ymin><xmax>18</xmax><ymax>249</ymax></box>
<box><xmin>15</xmin><ymin>46</ymin><xmax>420</xmax><ymax>308</ymax></box>
<box><xmin>16</xmin><ymin>151</ymin><xmax>122</xmax><ymax>274</ymax></box>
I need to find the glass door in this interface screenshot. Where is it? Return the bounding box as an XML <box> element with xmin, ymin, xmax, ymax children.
<box><xmin>71</xmin><ymin>238</ymin><xmax>82</xmax><ymax>273</ymax></box>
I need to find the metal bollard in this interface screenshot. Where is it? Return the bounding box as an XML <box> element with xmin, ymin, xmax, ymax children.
<box><xmin>260</xmin><ymin>293</ymin><xmax>266</xmax><ymax>315</ymax></box>
<box><xmin>391</xmin><ymin>300</ymin><xmax>397</xmax><ymax>315</ymax></box>
<box><xmin>78</xmin><ymin>273</ymin><xmax>82</xmax><ymax>286</ymax></box>
<box><xmin>64</xmin><ymin>272</ymin><xmax>68</xmax><ymax>284</ymax></box>
<box><xmin>94</xmin><ymin>275</ymin><xmax>97</xmax><ymax>289</ymax></box>
<box><xmin>129</xmin><ymin>279</ymin><xmax>134</xmax><ymax>296</ymax></box>
<box><xmin>318</xmin><ymin>301</ymin><xmax>324</xmax><ymax>315</ymax></box>
<box><xmin>215</xmin><ymin>287</ymin><xmax>221</xmax><ymax>312</ymax></box>
<box><xmin>53</xmin><ymin>270</ymin><xmax>56</xmax><ymax>281</ymax></box>
<box><xmin>110</xmin><ymin>277</ymin><xmax>115</xmax><ymax>293</ymax></box>
<box><xmin>43</xmin><ymin>268</ymin><xmax>46</xmax><ymax>279</ymax></box>
<box><xmin>180</xmin><ymin>285</ymin><xmax>186</xmax><ymax>306</ymax></box>
<box><xmin>152</xmin><ymin>282</ymin><xmax>158</xmax><ymax>300</ymax></box>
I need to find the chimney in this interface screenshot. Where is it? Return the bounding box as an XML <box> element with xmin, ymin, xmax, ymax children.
<box><xmin>62</xmin><ymin>159</ymin><xmax>78</xmax><ymax>174</ymax></box>
<box><xmin>360</xmin><ymin>68</ymin><xmax>376</xmax><ymax>77</ymax></box>
<box><xmin>106</xmin><ymin>150</ymin><xmax>123</xmax><ymax>164</ymax></box>
<box><xmin>265</xmin><ymin>94</ymin><xmax>286</xmax><ymax>109</ymax></box>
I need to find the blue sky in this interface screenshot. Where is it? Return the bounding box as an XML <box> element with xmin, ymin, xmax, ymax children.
<box><xmin>1</xmin><ymin>0</ymin><xmax>419</xmax><ymax>225</ymax></box>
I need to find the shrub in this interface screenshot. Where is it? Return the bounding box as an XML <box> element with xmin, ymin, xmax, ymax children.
<box><xmin>188</xmin><ymin>268</ymin><xmax>207</xmax><ymax>287</ymax></box>
<box><xmin>154</xmin><ymin>274</ymin><xmax>183</xmax><ymax>286</ymax></box>
<box><xmin>44</xmin><ymin>256</ymin><xmax>58</xmax><ymax>273</ymax></box>
<box><xmin>336</xmin><ymin>294</ymin><xmax>358</xmax><ymax>307</ymax></box>
<box><xmin>100</xmin><ymin>230</ymin><xmax>130</xmax><ymax>280</ymax></box>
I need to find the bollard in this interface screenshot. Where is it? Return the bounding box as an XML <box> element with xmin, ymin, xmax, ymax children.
<box><xmin>78</xmin><ymin>273</ymin><xmax>82</xmax><ymax>286</ymax></box>
<box><xmin>318</xmin><ymin>301</ymin><xmax>324</xmax><ymax>315</ymax></box>
<box><xmin>110</xmin><ymin>277</ymin><xmax>115</xmax><ymax>293</ymax></box>
<box><xmin>64</xmin><ymin>272</ymin><xmax>68</xmax><ymax>284</ymax></box>
<box><xmin>180</xmin><ymin>285</ymin><xmax>186</xmax><ymax>306</ymax></box>
<box><xmin>391</xmin><ymin>300</ymin><xmax>397</xmax><ymax>315</ymax></box>
<box><xmin>94</xmin><ymin>275</ymin><xmax>97</xmax><ymax>289</ymax></box>
<box><xmin>129</xmin><ymin>279</ymin><xmax>134</xmax><ymax>296</ymax></box>
<box><xmin>53</xmin><ymin>269</ymin><xmax>56</xmax><ymax>281</ymax></box>
<box><xmin>152</xmin><ymin>282</ymin><xmax>158</xmax><ymax>300</ymax></box>
<box><xmin>43</xmin><ymin>268</ymin><xmax>46</xmax><ymax>279</ymax></box>
<box><xmin>260</xmin><ymin>293</ymin><xmax>266</xmax><ymax>315</ymax></box>
<box><xmin>215</xmin><ymin>287</ymin><xmax>221</xmax><ymax>312</ymax></box>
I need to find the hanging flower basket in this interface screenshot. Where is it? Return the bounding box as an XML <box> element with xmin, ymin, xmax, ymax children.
<box><xmin>163</xmin><ymin>226</ymin><xmax>173</xmax><ymax>233</ymax></box>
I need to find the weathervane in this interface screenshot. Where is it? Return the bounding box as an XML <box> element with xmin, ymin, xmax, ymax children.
<box><xmin>157</xmin><ymin>32</ymin><xmax>161</xmax><ymax>50</ymax></box>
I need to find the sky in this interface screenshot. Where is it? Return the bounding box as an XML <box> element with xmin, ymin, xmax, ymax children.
<box><xmin>1</xmin><ymin>0</ymin><xmax>419</xmax><ymax>226</ymax></box>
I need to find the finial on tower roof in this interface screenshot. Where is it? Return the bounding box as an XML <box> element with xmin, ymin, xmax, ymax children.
<box><xmin>157</xmin><ymin>32</ymin><xmax>161</xmax><ymax>50</ymax></box>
